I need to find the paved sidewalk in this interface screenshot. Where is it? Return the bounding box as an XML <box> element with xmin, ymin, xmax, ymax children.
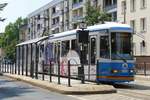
<box><xmin>135</xmin><ymin>75</ymin><xmax>150</xmax><ymax>81</ymax></box>
<box><xmin>3</xmin><ymin>73</ymin><xmax>116</xmax><ymax>94</ymax></box>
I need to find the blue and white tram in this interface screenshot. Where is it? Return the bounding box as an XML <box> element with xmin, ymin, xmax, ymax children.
<box><xmin>46</xmin><ymin>22</ymin><xmax>135</xmax><ymax>83</ymax></box>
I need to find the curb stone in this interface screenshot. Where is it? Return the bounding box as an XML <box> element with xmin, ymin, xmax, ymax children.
<box><xmin>4</xmin><ymin>73</ymin><xmax>117</xmax><ymax>95</ymax></box>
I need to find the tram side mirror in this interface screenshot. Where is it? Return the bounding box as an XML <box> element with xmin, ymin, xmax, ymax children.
<box><xmin>77</xmin><ymin>30</ymin><xmax>89</xmax><ymax>44</ymax></box>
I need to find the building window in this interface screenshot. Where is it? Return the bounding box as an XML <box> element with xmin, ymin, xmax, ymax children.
<box><xmin>52</xmin><ymin>7</ymin><xmax>56</xmax><ymax>14</ymax></box>
<box><xmin>113</xmin><ymin>0</ymin><xmax>117</xmax><ymax>4</ymax></box>
<box><xmin>55</xmin><ymin>28</ymin><xmax>59</xmax><ymax>33</ymax></box>
<box><xmin>73</xmin><ymin>0</ymin><xmax>77</xmax><ymax>4</ymax></box>
<box><xmin>37</xmin><ymin>15</ymin><xmax>40</xmax><ymax>20</ymax></box>
<box><xmin>93</xmin><ymin>0</ymin><xmax>98</xmax><ymax>7</ymax></box>
<box><xmin>37</xmin><ymin>24</ymin><xmax>40</xmax><ymax>30</ymax></box>
<box><xmin>56</xmin><ymin>17</ymin><xmax>59</xmax><ymax>23</ymax></box>
<box><xmin>130</xmin><ymin>20</ymin><xmax>136</xmax><ymax>32</ymax></box>
<box><xmin>140</xmin><ymin>41</ymin><xmax>146</xmax><ymax>55</ymax></box>
<box><xmin>112</xmin><ymin>12</ymin><xmax>117</xmax><ymax>21</ymax></box>
<box><xmin>140</xmin><ymin>18</ymin><xmax>146</xmax><ymax>32</ymax></box>
<box><xmin>73</xmin><ymin>24</ymin><xmax>77</xmax><ymax>29</ymax></box>
<box><xmin>141</xmin><ymin>0</ymin><xmax>146</xmax><ymax>9</ymax></box>
<box><xmin>79</xmin><ymin>0</ymin><xmax>83</xmax><ymax>3</ymax></box>
<box><xmin>105</xmin><ymin>0</ymin><xmax>112</xmax><ymax>6</ymax></box>
<box><xmin>130</xmin><ymin>0</ymin><xmax>136</xmax><ymax>12</ymax></box>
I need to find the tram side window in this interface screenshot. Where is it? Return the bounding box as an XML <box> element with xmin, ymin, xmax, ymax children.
<box><xmin>61</xmin><ymin>40</ymin><xmax>70</xmax><ymax>57</ymax></box>
<box><xmin>54</xmin><ymin>43</ymin><xmax>60</xmax><ymax>63</ymax></box>
<box><xmin>40</xmin><ymin>44</ymin><xmax>44</xmax><ymax>57</ymax></box>
<box><xmin>91</xmin><ymin>38</ymin><xmax>96</xmax><ymax>64</ymax></box>
<box><xmin>100</xmin><ymin>36</ymin><xmax>110</xmax><ymax>59</ymax></box>
<box><xmin>71</xmin><ymin>39</ymin><xmax>79</xmax><ymax>54</ymax></box>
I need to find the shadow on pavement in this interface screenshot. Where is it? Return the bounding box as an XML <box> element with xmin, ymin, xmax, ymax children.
<box><xmin>113</xmin><ymin>83</ymin><xmax>150</xmax><ymax>90</ymax></box>
<box><xmin>0</xmin><ymin>77</ymin><xmax>35</xmax><ymax>100</ymax></box>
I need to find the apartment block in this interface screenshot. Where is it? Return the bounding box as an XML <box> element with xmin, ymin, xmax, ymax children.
<box><xmin>103</xmin><ymin>0</ymin><xmax>117</xmax><ymax>21</ymax></box>
<box><xmin>118</xmin><ymin>0</ymin><xmax>150</xmax><ymax>61</ymax></box>
<box><xmin>28</xmin><ymin>0</ymin><xmax>64</xmax><ymax>39</ymax></box>
<box><xmin>27</xmin><ymin>0</ymin><xmax>118</xmax><ymax>40</ymax></box>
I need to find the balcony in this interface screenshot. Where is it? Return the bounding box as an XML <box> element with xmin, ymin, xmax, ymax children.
<box><xmin>64</xmin><ymin>7</ymin><xmax>69</xmax><ymax>13</ymax></box>
<box><xmin>72</xmin><ymin>2</ymin><xmax>83</xmax><ymax>10</ymax></box>
<box><xmin>72</xmin><ymin>15</ymin><xmax>83</xmax><ymax>23</ymax></box>
<box><xmin>52</xmin><ymin>11</ymin><xmax>62</xmax><ymax>18</ymax></box>
<box><xmin>104</xmin><ymin>4</ymin><xmax>117</xmax><ymax>13</ymax></box>
<box><xmin>51</xmin><ymin>23</ymin><xmax>60</xmax><ymax>29</ymax></box>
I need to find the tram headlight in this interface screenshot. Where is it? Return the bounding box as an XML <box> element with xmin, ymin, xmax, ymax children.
<box><xmin>130</xmin><ymin>69</ymin><xmax>134</xmax><ymax>73</ymax></box>
<box><xmin>112</xmin><ymin>70</ymin><xmax>118</xmax><ymax>73</ymax></box>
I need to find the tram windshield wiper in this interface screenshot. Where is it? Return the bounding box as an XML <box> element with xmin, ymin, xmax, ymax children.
<box><xmin>116</xmin><ymin>54</ymin><xmax>127</xmax><ymax>63</ymax></box>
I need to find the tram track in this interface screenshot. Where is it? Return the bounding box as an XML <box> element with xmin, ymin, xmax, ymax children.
<box><xmin>118</xmin><ymin>89</ymin><xmax>150</xmax><ymax>100</ymax></box>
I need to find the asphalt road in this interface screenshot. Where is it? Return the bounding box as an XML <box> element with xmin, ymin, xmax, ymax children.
<box><xmin>1</xmin><ymin>74</ymin><xmax>150</xmax><ymax>100</ymax></box>
<box><xmin>0</xmin><ymin>76</ymin><xmax>78</xmax><ymax>100</ymax></box>
<box><xmin>69</xmin><ymin>79</ymin><xmax>150</xmax><ymax>100</ymax></box>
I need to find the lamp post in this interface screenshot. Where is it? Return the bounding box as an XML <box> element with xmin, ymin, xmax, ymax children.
<box><xmin>77</xmin><ymin>20</ymin><xmax>89</xmax><ymax>84</ymax></box>
<box><xmin>123</xmin><ymin>0</ymin><xmax>126</xmax><ymax>24</ymax></box>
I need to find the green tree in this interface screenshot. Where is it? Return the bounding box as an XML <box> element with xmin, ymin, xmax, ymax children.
<box><xmin>0</xmin><ymin>3</ymin><xmax>7</xmax><ymax>21</ymax></box>
<box><xmin>85</xmin><ymin>1</ymin><xmax>111</xmax><ymax>26</ymax></box>
<box><xmin>0</xmin><ymin>17</ymin><xmax>27</xmax><ymax>60</ymax></box>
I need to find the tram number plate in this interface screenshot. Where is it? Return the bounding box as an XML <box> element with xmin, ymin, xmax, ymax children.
<box><xmin>122</xmin><ymin>70</ymin><xmax>128</xmax><ymax>73</ymax></box>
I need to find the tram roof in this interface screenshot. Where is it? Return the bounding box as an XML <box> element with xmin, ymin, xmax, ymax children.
<box><xmin>16</xmin><ymin>23</ymin><xmax>132</xmax><ymax>46</ymax></box>
<box><xmin>16</xmin><ymin>36</ymin><xmax>48</xmax><ymax>46</ymax></box>
<box><xmin>49</xmin><ymin>22</ymin><xmax>132</xmax><ymax>39</ymax></box>
<box><xmin>88</xmin><ymin>22</ymin><xmax>132</xmax><ymax>31</ymax></box>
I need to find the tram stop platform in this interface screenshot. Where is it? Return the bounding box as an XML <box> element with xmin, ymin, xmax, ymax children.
<box><xmin>4</xmin><ymin>73</ymin><xmax>116</xmax><ymax>94</ymax></box>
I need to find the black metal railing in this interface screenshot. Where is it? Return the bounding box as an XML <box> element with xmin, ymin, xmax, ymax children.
<box><xmin>136</xmin><ymin>62</ymin><xmax>150</xmax><ymax>76</ymax></box>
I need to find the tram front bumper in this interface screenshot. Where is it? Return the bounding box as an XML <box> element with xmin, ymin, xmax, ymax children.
<box><xmin>96</xmin><ymin>76</ymin><xmax>134</xmax><ymax>82</ymax></box>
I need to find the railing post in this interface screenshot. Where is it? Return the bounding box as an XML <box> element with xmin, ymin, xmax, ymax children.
<box><xmin>5</xmin><ymin>60</ymin><xmax>6</xmax><ymax>73</ymax></box>
<box><xmin>42</xmin><ymin>60</ymin><xmax>44</xmax><ymax>81</ymax></box>
<box><xmin>58</xmin><ymin>60</ymin><xmax>60</xmax><ymax>84</ymax></box>
<box><xmin>68</xmin><ymin>60</ymin><xmax>71</xmax><ymax>87</ymax></box>
<box><xmin>15</xmin><ymin>47</ymin><xmax>17</xmax><ymax>74</ymax></box>
<box><xmin>26</xmin><ymin>45</ymin><xmax>28</xmax><ymax>76</ymax></box>
<box><xmin>0</xmin><ymin>61</ymin><xmax>1</xmax><ymax>72</ymax></box>
<box><xmin>49</xmin><ymin>60</ymin><xmax>52</xmax><ymax>82</ymax></box>
<box><xmin>96</xmin><ymin>60</ymin><xmax>100</xmax><ymax>85</ymax></box>
<box><xmin>10</xmin><ymin>62</ymin><xmax>11</xmax><ymax>74</ymax></box>
<box><xmin>14</xmin><ymin>62</ymin><xmax>17</xmax><ymax>74</ymax></box>
<box><xmin>30</xmin><ymin>44</ymin><xmax>33</xmax><ymax>77</ymax></box>
<box><xmin>2</xmin><ymin>62</ymin><xmax>5</xmax><ymax>73</ymax></box>
<box><xmin>35</xmin><ymin>43</ymin><xmax>38</xmax><ymax>79</ymax></box>
<box><xmin>12</xmin><ymin>62</ymin><xmax>14</xmax><ymax>74</ymax></box>
<box><xmin>18</xmin><ymin>46</ymin><xmax>21</xmax><ymax>75</ymax></box>
<box><xmin>2</xmin><ymin>62</ymin><xmax>3</xmax><ymax>73</ymax></box>
<box><xmin>31</xmin><ymin>61</ymin><xmax>34</xmax><ymax>78</ymax></box>
<box><xmin>22</xmin><ymin>46</ymin><xmax>24</xmax><ymax>75</ymax></box>
<box><xmin>144</xmin><ymin>62</ymin><xmax>146</xmax><ymax>76</ymax></box>
<box><xmin>7</xmin><ymin>61</ymin><xmax>8</xmax><ymax>73</ymax></box>
<box><xmin>8</xmin><ymin>62</ymin><xmax>9</xmax><ymax>73</ymax></box>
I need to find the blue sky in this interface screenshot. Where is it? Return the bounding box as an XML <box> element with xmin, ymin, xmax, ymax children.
<box><xmin>0</xmin><ymin>0</ymin><xmax>52</xmax><ymax>32</ymax></box>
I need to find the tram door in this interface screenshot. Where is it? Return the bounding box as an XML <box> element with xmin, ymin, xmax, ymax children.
<box><xmin>89</xmin><ymin>36</ymin><xmax>97</xmax><ymax>80</ymax></box>
<box><xmin>90</xmin><ymin>36</ymin><xmax>97</xmax><ymax>64</ymax></box>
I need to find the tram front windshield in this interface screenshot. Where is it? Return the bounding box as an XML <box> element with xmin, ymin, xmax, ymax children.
<box><xmin>111</xmin><ymin>32</ymin><xmax>133</xmax><ymax>60</ymax></box>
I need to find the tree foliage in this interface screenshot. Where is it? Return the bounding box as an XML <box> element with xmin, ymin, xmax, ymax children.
<box><xmin>85</xmin><ymin>1</ymin><xmax>111</xmax><ymax>26</ymax></box>
<box><xmin>0</xmin><ymin>17</ymin><xmax>27</xmax><ymax>60</ymax></box>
